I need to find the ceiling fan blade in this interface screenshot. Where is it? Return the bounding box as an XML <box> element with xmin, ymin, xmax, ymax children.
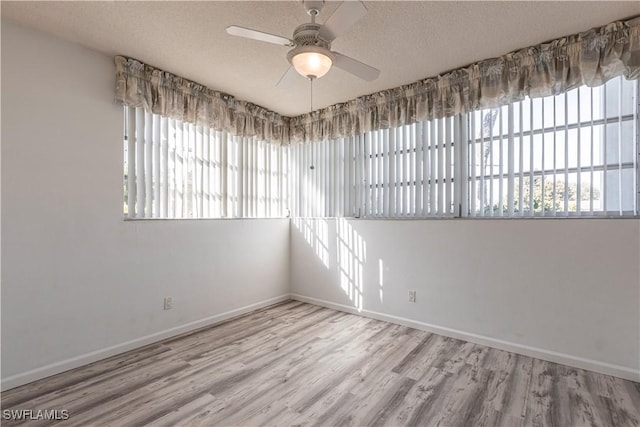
<box><xmin>333</xmin><ymin>52</ymin><xmax>380</xmax><ymax>81</ymax></box>
<box><xmin>276</xmin><ymin>66</ymin><xmax>299</xmax><ymax>89</ymax></box>
<box><xmin>226</xmin><ymin>25</ymin><xmax>293</xmax><ymax>46</ymax></box>
<box><xmin>318</xmin><ymin>1</ymin><xmax>368</xmax><ymax>41</ymax></box>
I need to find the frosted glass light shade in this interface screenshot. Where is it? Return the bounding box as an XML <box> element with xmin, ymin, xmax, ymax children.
<box><xmin>290</xmin><ymin>48</ymin><xmax>333</xmax><ymax>79</ymax></box>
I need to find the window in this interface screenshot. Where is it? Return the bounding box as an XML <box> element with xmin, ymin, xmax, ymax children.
<box><xmin>125</xmin><ymin>78</ymin><xmax>638</xmax><ymax>220</ymax></box>
<box><xmin>123</xmin><ymin>107</ymin><xmax>289</xmax><ymax>219</ymax></box>
<box><xmin>289</xmin><ymin>77</ymin><xmax>639</xmax><ymax>218</ymax></box>
<box><xmin>466</xmin><ymin>77</ymin><xmax>638</xmax><ymax>217</ymax></box>
<box><xmin>289</xmin><ymin>118</ymin><xmax>457</xmax><ymax>218</ymax></box>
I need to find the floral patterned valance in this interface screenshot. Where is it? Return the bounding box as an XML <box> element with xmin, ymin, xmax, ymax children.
<box><xmin>115</xmin><ymin>16</ymin><xmax>640</xmax><ymax>145</ymax></box>
<box><xmin>289</xmin><ymin>16</ymin><xmax>640</xmax><ymax>143</ymax></box>
<box><xmin>114</xmin><ymin>56</ymin><xmax>290</xmax><ymax>144</ymax></box>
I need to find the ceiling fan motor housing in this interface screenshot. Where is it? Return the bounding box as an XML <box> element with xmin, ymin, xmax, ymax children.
<box><xmin>291</xmin><ymin>23</ymin><xmax>330</xmax><ymax>49</ymax></box>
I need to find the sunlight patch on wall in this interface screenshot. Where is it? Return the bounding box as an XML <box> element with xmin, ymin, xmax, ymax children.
<box><xmin>378</xmin><ymin>258</ymin><xmax>384</xmax><ymax>303</ymax></box>
<box><xmin>293</xmin><ymin>217</ymin><xmax>330</xmax><ymax>268</ymax></box>
<box><xmin>337</xmin><ymin>219</ymin><xmax>366</xmax><ymax>311</ymax></box>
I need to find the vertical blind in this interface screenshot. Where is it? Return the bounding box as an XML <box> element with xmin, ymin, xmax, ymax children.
<box><xmin>288</xmin><ymin>119</ymin><xmax>457</xmax><ymax>218</ymax></box>
<box><xmin>289</xmin><ymin>136</ymin><xmax>358</xmax><ymax>218</ymax></box>
<box><xmin>363</xmin><ymin>120</ymin><xmax>457</xmax><ymax>218</ymax></box>
<box><xmin>124</xmin><ymin>107</ymin><xmax>288</xmax><ymax>219</ymax></box>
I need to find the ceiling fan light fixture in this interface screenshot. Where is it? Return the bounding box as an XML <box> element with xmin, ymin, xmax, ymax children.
<box><xmin>288</xmin><ymin>45</ymin><xmax>334</xmax><ymax>79</ymax></box>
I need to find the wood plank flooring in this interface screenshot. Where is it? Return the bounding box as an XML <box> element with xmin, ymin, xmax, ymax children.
<box><xmin>2</xmin><ymin>301</ymin><xmax>639</xmax><ymax>426</ymax></box>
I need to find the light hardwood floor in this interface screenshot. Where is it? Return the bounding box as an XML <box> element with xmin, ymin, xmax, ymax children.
<box><xmin>2</xmin><ymin>301</ymin><xmax>639</xmax><ymax>426</ymax></box>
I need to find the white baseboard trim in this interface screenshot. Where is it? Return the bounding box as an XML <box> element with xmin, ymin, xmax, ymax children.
<box><xmin>1</xmin><ymin>294</ymin><xmax>291</xmax><ymax>391</ymax></box>
<box><xmin>291</xmin><ymin>293</ymin><xmax>640</xmax><ymax>383</ymax></box>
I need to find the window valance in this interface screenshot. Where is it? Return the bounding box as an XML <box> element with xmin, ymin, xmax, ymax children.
<box><xmin>114</xmin><ymin>56</ymin><xmax>290</xmax><ymax>144</ymax></box>
<box><xmin>115</xmin><ymin>16</ymin><xmax>639</xmax><ymax>145</ymax></box>
<box><xmin>289</xmin><ymin>16</ymin><xmax>640</xmax><ymax>143</ymax></box>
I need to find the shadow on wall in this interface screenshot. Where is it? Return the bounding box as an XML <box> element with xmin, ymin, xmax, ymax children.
<box><xmin>292</xmin><ymin>218</ymin><xmax>371</xmax><ymax>311</ymax></box>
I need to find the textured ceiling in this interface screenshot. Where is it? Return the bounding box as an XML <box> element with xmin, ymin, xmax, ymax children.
<box><xmin>2</xmin><ymin>1</ymin><xmax>639</xmax><ymax>116</ymax></box>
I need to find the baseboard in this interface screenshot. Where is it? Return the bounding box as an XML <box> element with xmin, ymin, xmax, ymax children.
<box><xmin>291</xmin><ymin>293</ymin><xmax>640</xmax><ymax>383</ymax></box>
<box><xmin>1</xmin><ymin>294</ymin><xmax>291</xmax><ymax>391</ymax></box>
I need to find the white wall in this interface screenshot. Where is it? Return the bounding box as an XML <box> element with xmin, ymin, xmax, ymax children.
<box><xmin>291</xmin><ymin>218</ymin><xmax>640</xmax><ymax>381</ymax></box>
<box><xmin>1</xmin><ymin>20</ymin><xmax>290</xmax><ymax>389</ymax></box>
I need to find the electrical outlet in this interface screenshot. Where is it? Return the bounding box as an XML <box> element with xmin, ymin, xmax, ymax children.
<box><xmin>164</xmin><ymin>297</ymin><xmax>173</xmax><ymax>310</ymax></box>
<box><xmin>408</xmin><ymin>290</ymin><xmax>416</xmax><ymax>302</ymax></box>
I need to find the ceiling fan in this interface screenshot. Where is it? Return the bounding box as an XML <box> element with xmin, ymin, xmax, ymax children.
<box><xmin>226</xmin><ymin>0</ymin><xmax>380</xmax><ymax>88</ymax></box>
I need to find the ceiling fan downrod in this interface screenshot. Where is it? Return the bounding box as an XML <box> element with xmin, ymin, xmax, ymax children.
<box><xmin>303</xmin><ymin>0</ymin><xmax>325</xmax><ymax>22</ymax></box>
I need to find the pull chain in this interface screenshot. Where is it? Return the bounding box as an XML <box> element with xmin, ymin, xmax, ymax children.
<box><xmin>309</xmin><ymin>77</ymin><xmax>315</xmax><ymax>171</ymax></box>
<box><xmin>309</xmin><ymin>76</ymin><xmax>314</xmax><ymax>112</ymax></box>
